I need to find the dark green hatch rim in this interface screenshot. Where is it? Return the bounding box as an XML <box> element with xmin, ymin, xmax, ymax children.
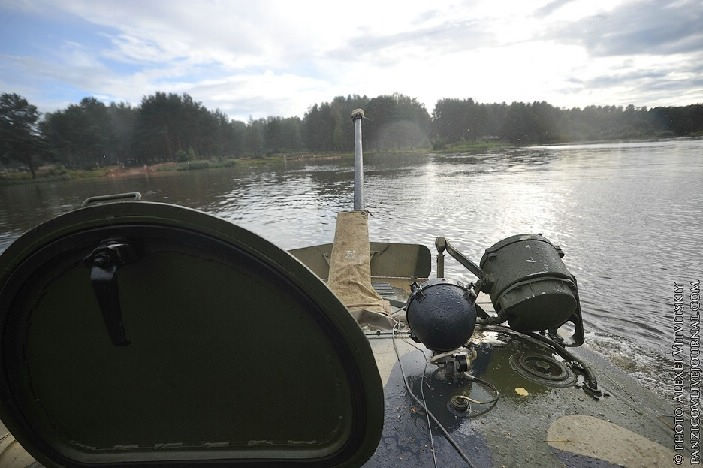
<box><xmin>0</xmin><ymin>201</ymin><xmax>384</xmax><ymax>467</ymax></box>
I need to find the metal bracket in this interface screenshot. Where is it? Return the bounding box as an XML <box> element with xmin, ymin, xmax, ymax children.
<box><xmin>84</xmin><ymin>239</ymin><xmax>138</xmax><ymax>346</ymax></box>
<box><xmin>435</xmin><ymin>237</ymin><xmax>485</xmax><ymax>284</ymax></box>
<box><xmin>561</xmin><ymin>276</ymin><xmax>585</xmax><ymax>347</ymax></box>
<box><xmin>430</xmin><ymin>348</ymin><xmax>477</xmax><ymax>382</ymax></box>
<box><xmin>350</xmin><ymin>108</ymin><xmax>365</xmax><ymax>121</ymax></box>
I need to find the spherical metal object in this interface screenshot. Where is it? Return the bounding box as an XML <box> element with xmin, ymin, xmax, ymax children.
<box><xmin>405</xmin><ymin>279</ymin><xmax>477</xmax><ymax>352</ymax></box>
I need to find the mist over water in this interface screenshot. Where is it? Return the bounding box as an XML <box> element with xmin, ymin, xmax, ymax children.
<box><xmin>1</xmin><ymin>138</ymin><xmax>701</xmax><ymax>400</ymax></box>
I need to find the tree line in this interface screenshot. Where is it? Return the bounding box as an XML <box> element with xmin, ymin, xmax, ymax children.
<box><xmin>1</xmin><ymin>91</ymin><xmax>702</xmax><ymax>177</ymax></box>
<box><xmin>432</xmin><ymin>99</ymin><xmax>703</xmax><ymax>145</ymax></box>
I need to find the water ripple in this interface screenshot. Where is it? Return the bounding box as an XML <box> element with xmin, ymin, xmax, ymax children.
<box><xmin>1</xmin><ymin>140</ymin><xmax>702</xmax><ymax>399</ymax></box>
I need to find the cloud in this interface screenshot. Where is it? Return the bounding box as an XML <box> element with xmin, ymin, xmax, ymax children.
<box><xmin>326</xmin><ymin>18</ymin><xmax>495</xmax><ymax>63</ymax></box>
<box><xmin>569</xmin><ymin>69</ymin><xmax>671</xmax><ymax>89</ymax></box>
<box><xmin>183</xmin><ymin>71</ymin><xmax>336</xmax><ymax>119</ymax></box>
<box><xmin>556</xmin><ymin>50</ymin><xmax>703</xmax><ymax>106</ymax></box>
<box><xmin>1</xmin><ymin>0</ymin><xmax>702</xmax><ymax>118</ymax></box>
<box><xmin>535</xmin><ymin>0</ymin><xmax>575</xmax><ymax>17</ymax></box>
<box><xmin>0</xmin><ymin>46</ymin><xmax>114</xmax><ymax>98</ymax></box>
<box><xmin>547</xmin><ymin>0</ymin><xmax>703</xmax><ymax>56</ymax></box>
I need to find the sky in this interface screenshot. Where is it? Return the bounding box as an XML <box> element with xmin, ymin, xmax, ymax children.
<box><xmin>1</xmin><ymin>0</ymin><xmax>702</xmax><ymax>121</ymax></box>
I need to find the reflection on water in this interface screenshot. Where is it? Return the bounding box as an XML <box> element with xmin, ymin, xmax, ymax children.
<box><xmin>1</xmin><ymin>138</ymin><xmax>702</xmax><ymax>400</ymax></box>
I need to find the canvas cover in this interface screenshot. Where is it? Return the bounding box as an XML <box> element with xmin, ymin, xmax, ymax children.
<box><xmin>327</xmin><ymin>211</ymin><xmax>393</xmax><ymax>330</ymax></box>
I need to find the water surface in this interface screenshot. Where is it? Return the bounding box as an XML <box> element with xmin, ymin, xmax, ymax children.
<box><xmin>2</xmin><ymin>138</ymin><xmax>701</xmax><ymax>400</ymax></box>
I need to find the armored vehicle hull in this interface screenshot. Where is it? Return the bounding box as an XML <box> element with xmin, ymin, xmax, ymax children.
<box><xmin>0</xmin><ymin>201</ymin><xmax>677</xmax><ymax>467</ymax></box>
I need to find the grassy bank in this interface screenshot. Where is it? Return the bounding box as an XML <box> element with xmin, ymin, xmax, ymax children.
<box><xmin>0</xmin><ymin>143</ymin><xmax>504</xmax><ymax>185</ymax></box>
<box><xmin>0</xmin><ymin>152</ymin><xmax>355</xmax><ymax>185</ymax></box>
<box><xmin>0</xmin><ymin>165</ymin><xmax>114</xmax><ymax>184</ymax></box>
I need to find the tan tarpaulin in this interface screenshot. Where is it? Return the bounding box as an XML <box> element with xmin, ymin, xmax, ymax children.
<box><xmin>327</xmin><ymin>211</ymin><xmax>393</xmax><ymax>330</ymax></box>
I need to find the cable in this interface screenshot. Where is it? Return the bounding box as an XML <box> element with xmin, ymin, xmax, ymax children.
<box><xmin>391</xmin><ymin>322</ymin><xmax>477</xmax><ymax>468</ymax></box>
<box><xmin>403</xmin><ymin>338</ymin><xmax>427</xmax><ymax>353</ymax></box>
<box><xmin>455</xmin><ymin>375</ymin><xmax>500</xmax><ymax>418</ymax></box>
<box><xmin>523</xmin><ymin>330</ymin><xmax>602</xmax><ymax>398</ymax></box>
<box><xmin>420</xmin><ymin>357</ymin><xmax>437</xmax><ymax>468</ymax></box>
<box><xmin>481</xmin><ymin>324</ymin><xmax>602</xmax><ymax>398</ymax></box>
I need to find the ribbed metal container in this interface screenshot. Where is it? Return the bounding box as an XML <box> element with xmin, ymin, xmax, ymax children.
<box><xmin>479</xmin><ymin>234</ymin><xmax>578</xmax><ymax>332</ymax></box>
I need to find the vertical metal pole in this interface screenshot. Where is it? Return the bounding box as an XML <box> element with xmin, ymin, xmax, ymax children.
<box><xmin>437</xmin><ymin>252</ymin><xmax>445</xmax><ymax>279</ymax></box>
<box><xmin>351</xmin><ymin>109</ymin><xmax>365</xmax><ymax>210</ymax></box>
<box><xmin>435</xmin><ymin>237</ymin><xmax>446</xmax><ymax>279</ymax></box>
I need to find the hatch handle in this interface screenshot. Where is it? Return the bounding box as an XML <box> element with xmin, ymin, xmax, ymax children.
<box><xmin>84</xmin><ymin>239</ymin><xmax>138</xmax><ymax>346</ymax></box>
<box><xmin>82</xmin><ymin>192</ymin><xmax>142</xmax><ymax>207</ymax></box>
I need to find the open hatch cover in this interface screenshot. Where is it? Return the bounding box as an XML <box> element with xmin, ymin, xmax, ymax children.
<box><xmin>0</xmin><ymin>201</ymin><xmax>383</xmax><ymax>467</ymax></box>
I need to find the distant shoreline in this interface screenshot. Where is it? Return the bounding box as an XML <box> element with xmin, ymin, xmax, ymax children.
<box><xmin>0</xmin><ymin>151</ymin><xmax>355</xmax><ymax>185</ymax></box>
<box><xmin>0</xmin><ymin>142</ymin><xmax>513</xmax><ymax>185</ymax></box>
<box><xmin>2</xmin><ymin>136</ymin><xmax>700</xmax><ymax>185</ymax></box>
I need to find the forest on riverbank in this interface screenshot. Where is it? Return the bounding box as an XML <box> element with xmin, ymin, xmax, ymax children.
<box><xmin>1</xmin><ymin>91</ymin><xmax>702</xmax><ymax>178</ymax></box>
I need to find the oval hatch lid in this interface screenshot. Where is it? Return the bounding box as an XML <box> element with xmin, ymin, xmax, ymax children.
<box><xmin>0</xmin><ymin>201</ymin><xmax>383</xmax><ymax>467</ymax></box>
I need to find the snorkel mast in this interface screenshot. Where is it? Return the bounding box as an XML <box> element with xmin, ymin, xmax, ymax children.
<box><xmin>351</xmin><ymin>108</ymin><xmax>365</xmax><ymax>210</ymax></box>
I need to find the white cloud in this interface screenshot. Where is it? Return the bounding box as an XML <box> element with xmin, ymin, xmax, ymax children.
<box><xmin>2</xmin><ymin>0</ymin><xmax>702</xmax><ymax>118</ymax></box>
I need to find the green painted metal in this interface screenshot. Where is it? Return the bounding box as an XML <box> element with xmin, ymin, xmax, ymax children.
<box><xmin>479</xmin><ymin>234</ymin><xmax>579</xmax><ymax>332</ymax></box>
<box><xmin>0</xmin><ymin>201</ymin><xmax>383</xmax><ymax>467</ymax></box>
<box><xmin>0</xmin><ymin>203</ymin><xmax>680</xmax><ymax>467</ymax></box>
<box><xmin>289</xmin><ymin>242</ymin><xmax>431</xmax><ymax>281</ymax></box>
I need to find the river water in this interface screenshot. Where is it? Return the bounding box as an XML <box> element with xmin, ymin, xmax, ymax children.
<box><xmin>1</xmin><ymin>138</ymin><xmax>701</xmax><ymax>400</ymax></box>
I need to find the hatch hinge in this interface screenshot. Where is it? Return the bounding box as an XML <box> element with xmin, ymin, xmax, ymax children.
<box><xmin>84</xmin><ymin>239</ymin><xmax>138</xmax><ymax>346</ymax></box>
